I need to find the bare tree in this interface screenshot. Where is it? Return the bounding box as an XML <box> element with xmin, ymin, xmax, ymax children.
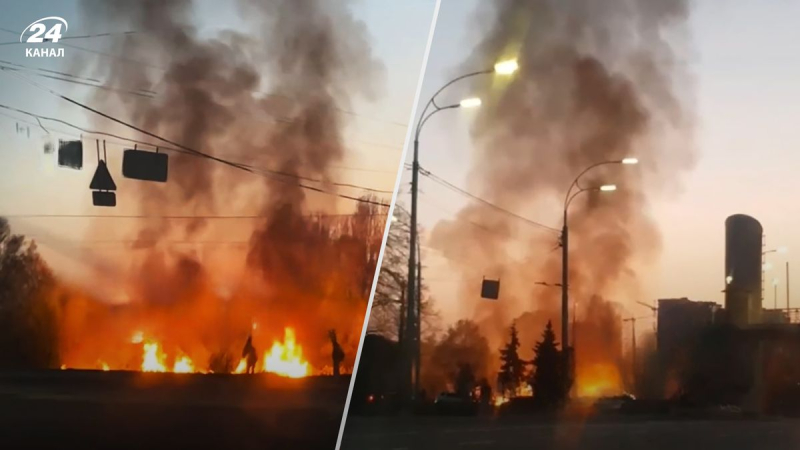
<box><xmin>368</xmin><ymin>204</ymin><xmax>437</xmax><ymax>341</ymax></box>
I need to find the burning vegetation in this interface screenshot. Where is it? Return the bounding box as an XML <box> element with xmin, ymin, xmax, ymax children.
<box><xmin>1</xmin><ymin>0</ymin><xmax>390</xmax><ymax>376</ymax></box>
<box><xmin>420</xmin><ymin>0</ymin><xmax>695</xmax><ymax>398</ymax></box>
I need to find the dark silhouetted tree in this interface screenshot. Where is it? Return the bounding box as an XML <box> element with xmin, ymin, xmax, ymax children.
<box><xmin>0</xmin><ymin>218</ymin><xmax>59</xmax><ymax>368</ymax></box>
<box><xmin>531</xmin><ymin>320</ymin><xmax>565</xmax><ymax>408</ymax></box>
<box><xmin>425</xmin><ymin>319</ymin><xmax>490</xmax><ymax>395</ymax></box>
<box><xmin>455</xmin><ymin>363</ymin><xmax>476</xmax><ymax>399</ymax></box>
<box><xmin>498</xmin><ymin>322</ymin><xmax>526</xmax><ymax>398</ymax></box>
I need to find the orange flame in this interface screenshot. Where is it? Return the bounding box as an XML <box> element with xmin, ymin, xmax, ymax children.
<box><xmin>233</xmin><ymin>358</ymin><xmax>248</xmax><ymax>374</ymax></box>
<box><xmin>141</xmin><ymin>342</ymin><xmax>168</xmax><ymax>373</ymax></box>
<box><xmin>263</xmin><ymin>328</ymin><xmax>309</xmax><ymax>378</ymax></box>
<box><xmin>173</xmin><ymin>356</ymin><xmax>195</xmax><ymax>373</ymax></box>
<box><xmin>576</xmin><ymin>363</ymin><xmax>622</xmax><ymax>398</ymax></box>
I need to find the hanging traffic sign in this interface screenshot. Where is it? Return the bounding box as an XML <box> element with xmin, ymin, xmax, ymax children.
<box><xmin>89</xmin><ymin>160</ymin><xmax>116</xmax><ymax>191</ymax></box>
<box><xmin>481</xmin><ymin>278</ymin><xmax>500</xmax><ymax>300</ymax></box>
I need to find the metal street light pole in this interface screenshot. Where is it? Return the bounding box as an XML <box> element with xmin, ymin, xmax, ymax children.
<box><xmin>774</xmin><ymin>278</ymin><xmax>779</xmax><ymax>310</ymax></box>
<box><xmin>560</xmin><ymin>158</ymin><xmax>637</xmax><ymax>389</ymax></box>
<box><xmin>405</xmin><ymin>59</ymin><xmax>518</xmax><ymax>401</ymax></box>
<box><xmin>762</xmin><ymin>246</ymin><xmax>788</xmax><ymax>313</ymax></box>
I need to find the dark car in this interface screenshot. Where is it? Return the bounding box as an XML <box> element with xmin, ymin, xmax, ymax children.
<box><xmin>434</xmin><ymin>392</ymin><xmax>478</xmax><ymax>415</ymax></box>
<box><xmin>594</xmin><ymin>393</ymin><xmax>636</xmax><ymax>412</ymax></box>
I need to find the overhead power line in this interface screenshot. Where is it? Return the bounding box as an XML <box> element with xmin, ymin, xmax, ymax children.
<box><xmin>0</xmin><ymin>102</ymin><xmax>394</xmax><ymax>197</ymax></box>
<box><xmin>418</xmin><ymin>166</ymin><xmax>560</xmax><ymax>234</ymax></box>
<box><xmin>0</xmin><ymin>108</ymin><xmax>395</xmax><ymax>175</ymax></box>
<box><xmin>0</xmin><ymin>27</ymin><xmax>410</xmax><ymax>130</ymax></box>
<box><xmin>0</xmin><ymin>30</ymin><xmax>139</xmax><ymax>46</ymax></box>
<box><xmin>418</xmin><ymin>192</ymin><xmax>536</xmax><ymax>244</ymax></box>
<box><xmin>0</xmin><ymin>62</ymin><xmax>403</xmax><ymax>152</ymax></box>
<box><xmin>0</xmin><ymin>63</ymin><xmax>156</xmax><ymax>98</ymax></box>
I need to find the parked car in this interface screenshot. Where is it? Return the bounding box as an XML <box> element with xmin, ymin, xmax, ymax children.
<box><xmin>434</xmin><ymin>392</ymin><xmax>478</xmax><ymax>415</ymax></box>
<box><xmin>594</xmin><ymin>393</ymin><xmax>636</xmax><ymax>412</ymax></box>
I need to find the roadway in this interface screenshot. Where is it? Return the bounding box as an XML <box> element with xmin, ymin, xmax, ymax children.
<box><xmin>340</xmin><ymin>415</ymin><xmax>800</xmax><ymax>450</ymax></box>
<box><xmin>0</xmin><ymin>369</ymin><xmax>349</xmax><ymax>449</ymax></box>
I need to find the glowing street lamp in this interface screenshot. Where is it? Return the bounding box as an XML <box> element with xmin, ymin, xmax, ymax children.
<box><xmin>405</xmin><ymin>58</ymin><xmax>518</xmax><ymax>402</ymax></box>
<box><xmin>559</xmin><ymin>158</ymin><xmax>637</xmax><ymax>390</ymax></box>
<box><xmin>494</xmin><ymin>59</ymin><xmax>519</xmax><ymax>75</ymax></box>
<box><xmin>459</xmin><ymin>97</ymin><xmax>482</xmax><ymax>108</ymax></box>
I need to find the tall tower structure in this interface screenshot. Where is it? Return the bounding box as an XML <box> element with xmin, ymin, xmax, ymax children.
<box><xmin>725</xmin><ymin>214</ymin><xmax>763</xmax><ymax>327</ymax></box>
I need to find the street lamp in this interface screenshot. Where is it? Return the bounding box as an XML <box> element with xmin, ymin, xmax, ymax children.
<box><xmin>459</xmin><ymin>97</ymin><xmax>482</xmax><ymax>108</ymax></box>
<box><xmin>494</xmin><ymin>59</ymin><xmax>519</xmax><ymax>75</ymax></box>
<box><xmin>404</xmin><ymin>59</ymin><xmax>518</xmax><ymax>401</ymax></box>
<box><xmin>762</xmin><ymin>246</ymin><xmax>788</xmax><ymax>310</ymax></box>
<box><xmin>560</xmin><ymin>159</ymin><xmax>637</xmax><ymax>388</ymax></box>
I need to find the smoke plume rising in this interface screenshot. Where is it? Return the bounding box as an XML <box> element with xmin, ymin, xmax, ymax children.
<box><xmin>429</xmin><ymin>0</ymin><xmax>695</xmax><ymax>393</ymax></box>
<box><xmin>55</xmin><ymin>0</ymin><xmax>387</xmax><ymax>373</ymax></box>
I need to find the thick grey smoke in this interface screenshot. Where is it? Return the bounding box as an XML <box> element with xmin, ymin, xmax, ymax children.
<box><xmin>63</xmin><ymin>0</ymin><xmax>386</xmax><ymax>370</ymax></box>
<box><xmin>429</xmin><ymin>0</ymin><xmax>695</xmax><ymax>390</ymax></box>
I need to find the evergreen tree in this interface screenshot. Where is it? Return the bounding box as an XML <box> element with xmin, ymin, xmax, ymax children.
<box><xmin>531</xmin><ymin>320</ymin><xmax>565</xmax><ymax>408</ymax></box>
<box><xmin>497</xmin><ymin>322</ymin><xmax>526</xmax><ymax>397</ymax></box>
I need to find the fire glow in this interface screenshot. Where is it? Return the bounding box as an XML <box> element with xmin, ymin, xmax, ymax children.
<box><xmin>263</xmin><ymin>328</ymin><xmax>309</xmax><ymax>378</ymax></box>
<box><xmin>61</xmin><ymin>328</ymin><xmax>312</xmax><ymax>378</ymax></box>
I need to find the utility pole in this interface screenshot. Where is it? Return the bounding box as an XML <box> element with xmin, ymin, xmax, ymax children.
<box><xmin>561</xmin><ymin>210</ymin><xmax>569</xmax><ymax>355</ymax></box>
<box><xmin>402</xmin><ymin>63</ymin><xmax>516</xmax><ymax>403</ymax></box>
<box><xmin>787</xmin><ymin>262</ymin><xmax>791</xmax><ymax>313</ymax></box>
<box><xmin>404</xmin><ymin>137</ymin><xmax>420</xmax><ymax>402</ymax></box>
<box><xmin>415</xmin><ymin>233</ymin><xmax>422</xmax><ymax>396</ymax></box>
<box><xmin>623</xmin><ymin>317</ymin><xmax>637</xmax><ymax>389</ymax></box>
<box><xmin>561</xmin><ymin>157</ymin><xmax>637</xmax><ymax>392</ymax></box>
<box><xmin>774</xmin><ymin>279</ymin><xmax>778</xmax><ymax>310</ymax></box>
<box><xmin>397</xmin><ymin>288</ymin><xmax>405</xmax><ymax>345</ymax></box>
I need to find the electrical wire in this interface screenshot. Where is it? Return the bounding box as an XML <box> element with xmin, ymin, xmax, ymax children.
<box><xmin>418</xmin><ymin>192</ymin><xmax>525</xmax><ymax>242</ymax></box>
<box><xmin>0</xmin><ymin>102</ymin><xmax>394</xmax><ymax>197</ymax></box>
<box><xmin>0</xmin><ymin>30</ymin><xmax>139</xmax><ymax>46</ymax></box>
<box><xmin>0</xmin><ymin>27</ymin><xmax>410</xmax><ymax>130</ymax></box>
<box><xmin>0</xmin><ymin>109</ymin><xmax>395</xmax><ymax>175</ymax></box>
<box><xmin>418</xmin><ymin>165</ymin><xmax>560</xmax><ymax>234</ymax></box>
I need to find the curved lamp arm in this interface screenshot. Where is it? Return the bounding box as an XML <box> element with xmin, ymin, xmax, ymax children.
<box><xmin>563</xmin><ymin>161</ymin><xmax>623</xmax><ymax>213</ymax></box>
<box><xmin>565</xmin><ymin>187</ymin><xmax>601</xmax><ymax>213</ymax></box>
<box><xmin>415</xmin><ymin>69</ymin><xmax>493</xmax><ymax>140</ymax></box>
<box><xmin>415</xmin><ymin>103</ymin><xmax>461</xmax><ymax>141</ymax></box>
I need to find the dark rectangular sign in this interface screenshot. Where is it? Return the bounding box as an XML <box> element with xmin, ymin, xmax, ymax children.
<box><xmin>122</xmin><ymin>149</ymin><xmax>168</xmax><ymax>182</ymax></box>
<box><xmin>481</xmin><ymin>279</ymin><xmax>500</xmax><ymax>300</ymax></box>
<box><xmin>58</xmin><ymin>140</ymin><xmax>83</xmax><ymax>169</ymax></box>
<box><xmin>92</xmin><ymin>191</ymin><xmax>116</xmax><ymax>207</ymax></box>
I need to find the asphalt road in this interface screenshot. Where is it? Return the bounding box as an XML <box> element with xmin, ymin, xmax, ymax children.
<box><xmin>340</xmin><ymin>416</ymin><xmax>800</xmax><ymax>450</ymax></box>
<box><xmin>0</xmin><ymin>370</ymin><xmax>350</xmax><ymax>449</ymax></box>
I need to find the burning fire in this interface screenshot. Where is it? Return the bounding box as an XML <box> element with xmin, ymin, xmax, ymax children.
<box><xmin>141</xmin><ymin>342</ymin><xmax>168</xmax><ymax>373</ymax></box>
<box><xmin>576</xmin><ymin>363</ymin><xmax>622</xmax><ymax>398</ymax></box>
<box><xmin>234</xmin><ymin>358</ymin><xmax>248</xmax><ymax>374</ymax></box>
<box><xmin>494</xmin><ymin>395</ymin><xmax>509</xmax><ymax>407</ymax></box>
<box><xmin>60</xmin><ymin>328</ymin><xmax>312</xmax><ymax>377</ymax></box>
<box><xmin>263</xmin><ymin>328</ymin><xmax>309</xmax><ymax>378</ymax></box>
<box><xmin>173</xmin><ymin>356</ymin><xmax>195</xmax><ymax>373</ymax></box>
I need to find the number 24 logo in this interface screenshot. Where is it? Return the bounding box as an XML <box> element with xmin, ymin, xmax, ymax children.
<box><xmin>20</xmin><ymin>17</ymin><xmax>68</xmax><ymax>44</ymax></box>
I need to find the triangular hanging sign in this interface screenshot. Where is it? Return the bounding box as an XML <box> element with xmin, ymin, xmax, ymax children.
<box><xmin>90</xmin><ymin>160</ymin><xmax>116</xmax><ymax>191</ymax></box>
